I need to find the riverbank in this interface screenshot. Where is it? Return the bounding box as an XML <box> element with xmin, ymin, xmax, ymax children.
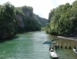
<box><xmin>0</xmin><ymin>33</ymin><xmax>15</xmax><ymax>40</ymax></box>
<box><xmin>57</xmin><ymin>36</ymin><xmax>77</xmax><ymax>41</ymax></box>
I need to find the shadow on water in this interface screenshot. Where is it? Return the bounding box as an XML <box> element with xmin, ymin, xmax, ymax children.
<box><xmin>0</xmin><ymin>35</ymin><xmax>19</xmax><ymax>43</ymax></box>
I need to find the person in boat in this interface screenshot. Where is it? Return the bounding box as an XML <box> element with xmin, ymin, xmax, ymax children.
<box><xmin>74</xmin><ymin>46</ymin><xmax>76</xmax><ymax>49</ymax></box>
<box><xmin>50</xmin><ymin>49</ymin><xmax>54</xmax><ymax>52</ymax></box>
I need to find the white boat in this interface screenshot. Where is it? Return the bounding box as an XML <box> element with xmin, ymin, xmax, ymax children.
<box><xmin>50</xmin><ymin>48</ymin><xmax>58</xmax><ymax>59</ymax></box>
<box><xmin>73</xmin><ymin>48</ymin><xmax>77</xmax><ymax>54</ymax></box>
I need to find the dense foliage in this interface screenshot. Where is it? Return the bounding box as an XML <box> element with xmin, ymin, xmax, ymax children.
<box><xmin>0</xmin><ymin>2</ymin><xmax>16</xmax><ymax>39</ymax></box>
<box><xmin>15</xmin><ymin>6</ymin><xmax>41</xmax><ymax>33</ymax></box>
<box><xmin>34</xmin><ymin>14</ymin><xmax>48</xmax><ymax>27</ymax></box>
<box><xmin>0</xmin><ymin>2</ymin><xmax>48</xmax><ymax>39</ymax></box>
<box><xmin>46</xmin><ymin>0</ymin><xmax>77</xmax><ymax>36</ymax></box>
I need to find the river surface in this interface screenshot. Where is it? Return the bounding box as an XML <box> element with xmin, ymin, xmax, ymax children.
<box><xmin>0</xmin><ymin>31</ymin><xmax>77</xmax><ymax>59</ymax></box>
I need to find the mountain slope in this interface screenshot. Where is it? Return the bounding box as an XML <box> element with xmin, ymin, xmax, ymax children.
<box><xmin>34</xmin><ymin>14</ymin><xmax>48</xmax><ymax>27</ymax></box>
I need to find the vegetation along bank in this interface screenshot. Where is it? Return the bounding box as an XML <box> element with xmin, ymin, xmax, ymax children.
<box><xmin>46</xmin><ymin>0</ymin><xmax>77</xmax><ymax>37</ymax></box>
<box><xmin>0</xmin><ymin>2</ymin><xmax>48</xmax><ymax>39</ymax></box>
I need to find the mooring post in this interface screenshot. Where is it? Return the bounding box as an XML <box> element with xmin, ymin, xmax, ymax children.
<box><xmin>65</xmin><ymin>43</ymin><xmax>67</xmax><ymax>49</ymax></box>
<box><xmin>60</xmin><ymin>42</ymin><xmax>63</xmax><ymax>48</ymax></box>
<box><xmin>69</xmin><ymin>43</ymin><xmax>72</xmax><ymax>49</ymax></box>
<box><xmin>57</xmin><ymin>43</ymin><xmax>59</xmax><ymax>48</ymax></box>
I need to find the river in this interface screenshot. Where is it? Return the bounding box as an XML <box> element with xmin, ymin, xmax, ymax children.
<box><xmin>0</xmin><ymin>31</ymin><xmax>77</xmax><ymax>59</ymax></box>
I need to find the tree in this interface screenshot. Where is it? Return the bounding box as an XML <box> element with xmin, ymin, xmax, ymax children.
<box><xmin>0</xmin><ymin>2</ymin><xmax>16</xmax><ymax>39</ymax></box>
<box><xmin>46</xmin><ymin>1</ymin><xmax>77</xmax><ymax>36</ymax></box>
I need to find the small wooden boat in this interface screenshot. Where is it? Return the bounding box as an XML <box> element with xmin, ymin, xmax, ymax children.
<box><xmin>73</xmin><ymin>48</ymin><xmax>77</xmax><ymax>54</ymax></box>
<box><xmin>50</xmin><ymin>48</ymin><xmax>58</xmax><ymax>59</ymax></box>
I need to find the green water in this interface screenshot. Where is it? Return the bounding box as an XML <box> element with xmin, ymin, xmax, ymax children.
<box><xmin>0</xmin><ymin>31</ymin><xmax>77</xmax><ymax>59</ymax></box>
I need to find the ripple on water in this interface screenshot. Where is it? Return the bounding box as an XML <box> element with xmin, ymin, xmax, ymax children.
<box><xmin>0</xmin><ymin>31</ymin><xmax>77</xmax><ymax>59</ymax></box>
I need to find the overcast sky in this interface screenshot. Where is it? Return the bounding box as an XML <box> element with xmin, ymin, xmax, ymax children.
<box><xmin>0</xmin><ymin>0</ymin><xmax>75</xmax><ymax>19</ymax></box>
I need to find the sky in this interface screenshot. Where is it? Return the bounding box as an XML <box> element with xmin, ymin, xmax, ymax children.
<box><xmin>0</xmin><ymin>0</ymin><xmax>75</xmax><ymax>19</ymax></box>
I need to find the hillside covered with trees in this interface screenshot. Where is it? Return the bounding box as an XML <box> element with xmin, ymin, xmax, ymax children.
<box><xmin>34</xmin><ymin>14</ymin><xmax>48</xmax><ymax>27</ymax></box>
<box><xmin>0</xmin><ymin>2</ymin><xmax>48</xmax><ymax>39</ymax></box>
<box><xmin>46</xmin><ymin>0</ymin><xmax>77</xmax><ymax>36</ymax></box>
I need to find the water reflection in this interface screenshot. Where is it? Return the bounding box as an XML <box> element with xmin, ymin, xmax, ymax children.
<box><xmin>0</xmin><ymin>31</ymin><xmax>77</xmax><ymax>59</ymax></box>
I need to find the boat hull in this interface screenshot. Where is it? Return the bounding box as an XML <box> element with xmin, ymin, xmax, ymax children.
<box><xmin>50</xmin><ymin>49</ymin><xmax>58</xmax><ymax>59</ymax></box>
<box><xmin>73</xmin><ymin>48</ymin><xmax>77</xmax><ymax>54</ymax></box>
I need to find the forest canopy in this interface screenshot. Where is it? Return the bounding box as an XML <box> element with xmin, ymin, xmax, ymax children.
<box><xmin>46</xmin><ymin>0</ymin><xmax>77</xmax><ymax>36</ymax></box>
<box><xmin>0</xmin><ymin>2</ymin><xmax>48</xmax><ymax>39</ymax></box>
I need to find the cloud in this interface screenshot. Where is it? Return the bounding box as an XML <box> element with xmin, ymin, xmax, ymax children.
<box><xmin>56</xmin><ymin>0</ymin><xmax>75</xmax><ymax>6</ymax></box>
<box><xmin>0</xmin><ymin>0</ymin><xmax>8</xmax><ymax>4</ymax></box>
<box><xmin>0</xmin><ymin>0</ymin><xmax>75</xmax><ymax>19</ymax></box>
<box><xmin>9</xmin><ymin>0</ymin><xmax>53</xmax><ymax>19</ymax></box>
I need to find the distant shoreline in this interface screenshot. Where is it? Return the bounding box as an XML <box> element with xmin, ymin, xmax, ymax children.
<box><xmin>57</xmin><ymin>36</ymin><xmax>77</xmax><ymax>41</ymax></box>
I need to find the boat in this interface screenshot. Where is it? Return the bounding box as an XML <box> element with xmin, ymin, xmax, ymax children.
<box><xmin>50</xmin><ymin>48</ymin><xmax>58</xmax><ymax>59</ymax></box>
<box><xmin>73</xmin><ymin>38</ymin><xmax>77</xmax><ymax>54</ymax></box>
<box><xmin>73</xmin><ymin>48</ymin><xmax>77</xmax><ymax>54</ymax></box>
